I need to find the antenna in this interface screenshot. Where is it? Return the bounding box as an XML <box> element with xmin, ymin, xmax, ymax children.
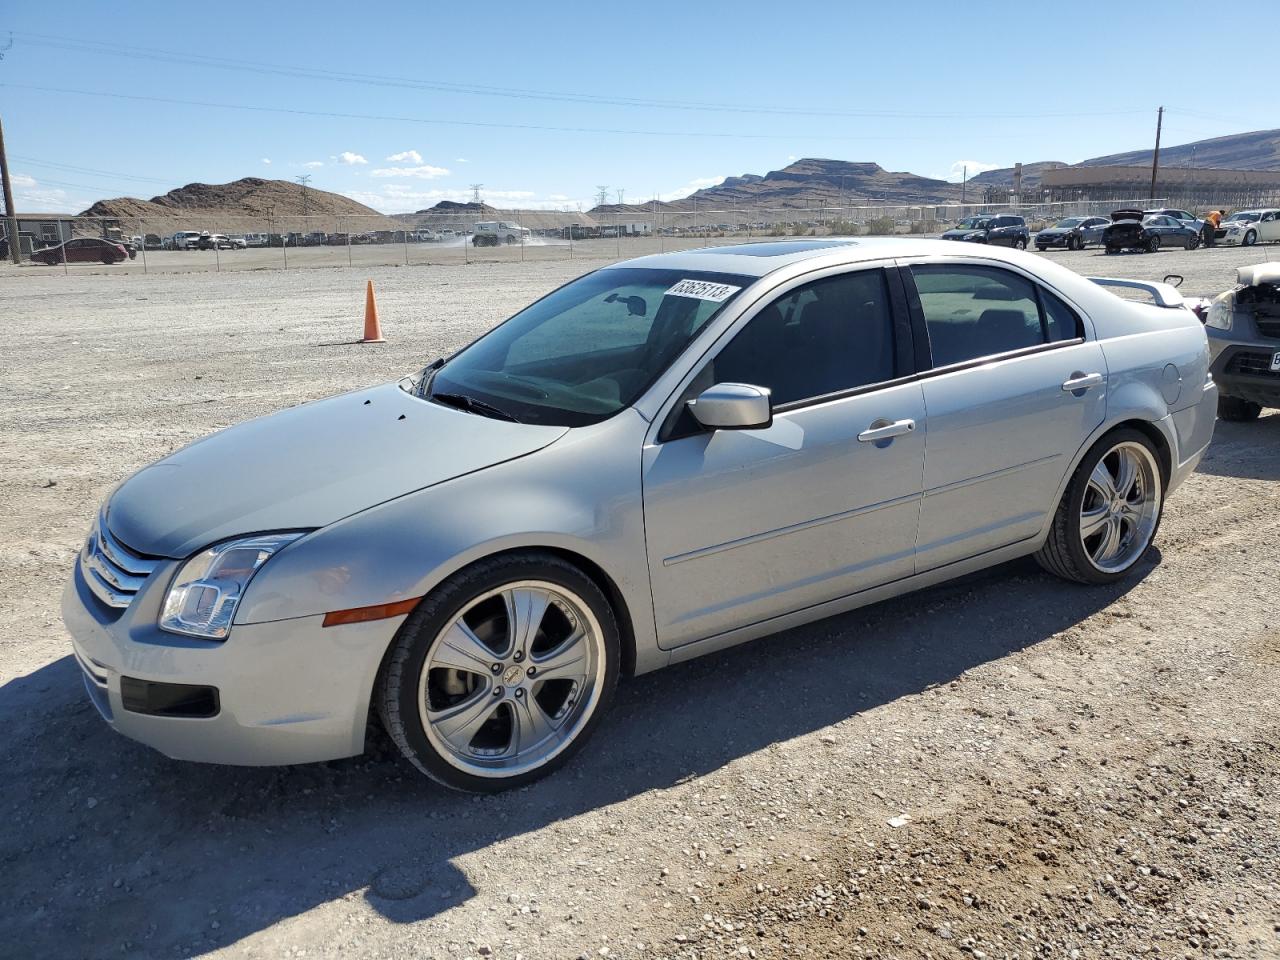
<box><xmin>470</xmin><ymin>183</ymin><xmax>484</xmax><ymax>204</ymax></box>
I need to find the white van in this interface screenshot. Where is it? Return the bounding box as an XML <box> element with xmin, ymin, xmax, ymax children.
<box><xmin>472</xmin><ymin>220</ymin><xmax>531</xmax><ymax>246</ymax></box>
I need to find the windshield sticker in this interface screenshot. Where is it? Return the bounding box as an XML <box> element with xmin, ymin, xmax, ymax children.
<box><xmin>665</xmin><ymin>279</ymin><xmax>742</xmax><ymax>302</ymax></box>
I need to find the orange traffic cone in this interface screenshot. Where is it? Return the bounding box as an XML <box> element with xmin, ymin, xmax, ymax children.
<box><xmin>362</xmin><ymin>280</ymin><xmax>385</xmax><ymax>343</ymax></box>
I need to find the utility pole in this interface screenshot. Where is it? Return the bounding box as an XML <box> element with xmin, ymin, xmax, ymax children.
<box><xmin>961</xmin><ymin>164</ymin><xmax>967</xmax><ymax>206</ymax></box>
<box><xmin>294</xmin><ymin>174</ymin><xmax>312</xmax><ymax>219</ymax></box>
<box><xmin>470</xmin><ymin>183</ymin><xmax>484</xmax><ymax>204</ymax></box>
<box><xmin>1149</xmin><ymin>105</ymin><xmax>1164</xmax><ymax>201</ymax></box>
<box><xmin>0</xmin><ymin>114</ymin><xmax>20</xmax><ymax>264</ymax></box>
<box><xmin>616</xmin><ymin>188</ymin><xmax>625</xmax><ymax>206</ymax></box>
<box><xmin>595</xmin><ymin>185</ymin><xmax>610</xmax><ymax>208</ymax></box>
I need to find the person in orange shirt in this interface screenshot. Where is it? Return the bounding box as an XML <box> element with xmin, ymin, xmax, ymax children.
<box><xmin>1203</xmin><ymin>210</ymin><xmax>1222</xmax><ymax>247</ymax></box>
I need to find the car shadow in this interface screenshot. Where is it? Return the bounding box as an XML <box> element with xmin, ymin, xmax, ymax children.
<box><xmin>1193</xmin><ymin>410</ymin><xmax>1280</xmax><ymax>481</ymax></box>
<box><xmin>2</xmin><ymin>553</ymin><xmax>1156</xmax><ymax>957</ymax></box>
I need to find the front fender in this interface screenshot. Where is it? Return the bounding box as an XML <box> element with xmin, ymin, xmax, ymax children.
<box><xmin>235</xmin><ymin>409</ymin><xmax>664</xmax><ymax>671</ymax></box>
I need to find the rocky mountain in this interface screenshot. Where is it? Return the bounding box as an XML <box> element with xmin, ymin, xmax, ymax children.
<box><xmin>970</xmin><ymin>129</ymin><xmax>1280</xmax><ymax>192</ymax></box>
<box><xmin>1080</xmin><ymin>127</ymin><xmax>1280</xmax><ymax>170</ymax></box>
<box><xmin>78</xmin><ymin>178</ymin><xmax>400</xmax><ymax>231</ymax></box>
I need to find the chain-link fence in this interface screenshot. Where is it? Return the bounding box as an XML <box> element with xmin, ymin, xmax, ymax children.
<box><xmin>5</xmin><ymin>198</ymin><xmax>1190</xmax><ymax>275</ymax></box>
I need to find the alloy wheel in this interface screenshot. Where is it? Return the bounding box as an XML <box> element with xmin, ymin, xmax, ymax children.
<box><xmin>418</xmin><ymin>580</ymin><xmax>606</xmax><ymax>778</ymax></box>
<box><xmin>1079</xmin><ymin>441</ymin><xmax>1161</xmax><ymax>573</ymax></box>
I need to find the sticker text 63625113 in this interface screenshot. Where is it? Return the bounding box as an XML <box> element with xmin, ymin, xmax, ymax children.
<box><xmin>664</xmin><ymin>279</ymin><xmax>742</xmax><ymax>303</ymax></box>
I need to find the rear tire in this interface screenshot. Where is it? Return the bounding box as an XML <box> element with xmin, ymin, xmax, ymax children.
<box><xmin>1188</xmin><ymin>234</ymin><xmax>1200</xmax><ymax>250</ymax></box>
<box><xmin>1105</xmin><ymin>245</ymin><xmax>1119</xmax><ymax>255</ymax></box>
<box><xmin>1014</xmin><ymin>238</ymin><xmax>1027</xmax><ymax>250</ymax></box>
<box><xmin>1217</xmin><ymin>395</ymin><xmax>1262</xmax><ymax>421</ymax></box>
<box><xmin>1147</xmin><ymin>235</ymin><xmax>1161</xmax><ymax>253</ymax></box>
<box><xmin>1036</xmin><ymin>429</ymin><xmax>1164</xmax><ymax>585</ymax></box>
<box><xmin>378</xmin><ymin>551</ymin><xmax>620</xmax><ymax>793</ymax></box>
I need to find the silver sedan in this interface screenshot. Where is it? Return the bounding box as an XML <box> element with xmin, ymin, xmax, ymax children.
<box><xmin>63</xmin><ymin>238</ymin><xmax>1218</xmax><ymax>791</ymax></box>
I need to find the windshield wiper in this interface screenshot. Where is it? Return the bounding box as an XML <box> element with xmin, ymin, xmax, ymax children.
<box><xmin>430</xmin><ymin>392</ymin><xmax>522</xmax><ymax>423</ymax></box>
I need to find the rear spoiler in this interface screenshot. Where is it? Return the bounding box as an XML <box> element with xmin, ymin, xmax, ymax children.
<box><xmin>1088</xmin><ymin>277</ymin><xmax>1184</xmax><ymax>308</ymax></box>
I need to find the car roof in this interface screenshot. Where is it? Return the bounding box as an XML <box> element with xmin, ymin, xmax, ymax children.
<box><xmin>607</xmin><ymin>237</ymin><xmax>1023</xmax><ymax>279</ymax></box>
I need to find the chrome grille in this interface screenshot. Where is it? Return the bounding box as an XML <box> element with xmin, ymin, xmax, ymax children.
<box><xmin>81</xmin><ymin>518</ymin><xmax>160</xmax><ymax>610</ymax></box>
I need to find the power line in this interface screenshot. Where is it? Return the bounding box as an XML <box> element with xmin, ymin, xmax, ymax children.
<box><xmin>9</xmin><ymin>30</ymin><xmax>1155</xmax><ymax>122</ymax></box>
<box><xmin>0</xmin><ymin>82</ymin><xmax>1036</xmax><ymax>142</ymax></box>
<box><xmin>10</xmin><ymin>154</ymin><xmax>173</xmax><ymax>185</ymax></box>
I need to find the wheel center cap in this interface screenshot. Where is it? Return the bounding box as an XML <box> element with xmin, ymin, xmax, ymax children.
<box><xmin>503</xmin><ymin>665</ymin><xmax>523</xmax><ymax>686</ymax></box>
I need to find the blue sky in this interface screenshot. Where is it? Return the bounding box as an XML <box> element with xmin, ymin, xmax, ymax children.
<box><xmin>3</xmin><ymin>0</ymin><xmax>1275</xmax><ymax>214</ymax></box>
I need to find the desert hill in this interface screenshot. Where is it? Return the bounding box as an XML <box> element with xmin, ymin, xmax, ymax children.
<box><xmin>78</xmin><ymin>178</ymin><xmax>400</xmax><ymax>232</ymax></box>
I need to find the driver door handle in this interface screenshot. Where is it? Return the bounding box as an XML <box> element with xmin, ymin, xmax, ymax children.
<box><xmin>857</xmin><ymin>418</ymin><xmax>916</xmax><ymax>443</ymax></box>
<box><xmin>1062</xmin><ymin>372</ymin><xmax>1104</xmax><ymax>392</ymax></box>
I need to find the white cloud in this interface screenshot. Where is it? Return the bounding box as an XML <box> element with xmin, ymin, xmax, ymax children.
<box><xmin>337</xmin><ymin>152</ymin><xmax>368</xmax><ymax>165</ymax></box>
<box><xmin>303</xmin><ymin>160</ymin><xmax>324</xmax><ymax>168</ymax></box>
<box><xmin>940</xmin><ymin>160</ymin><xmax>1001</xmax><ymax>183</ymax></box>
<box><xmin>652</xmin><ymin>175</ymin><xmax>726</xmax><ymax>202</ymax></box>
<box><xmin>261</xmin><ymin>158</ymin><xmax>272</xmax><ymax>165</ymax></box>
<box><xmin>455</xmin><ymin>157</ymin><xmax>469</xmax><ymax>163</ymax></box>
<box><xmin>13</xmin><ymin>180</ymin><xmax>83</xmax><ymax>213</ymax></box>
<box><xmin>386</xmin><ymin>150</ymin><xmax>423</xmax><ymax>164</ymax></box>
<box><xmin>370</xmin><ymin>164</ymin><xmax>451</xmax><ymax>180</ymax></box>
<box><xmin>12</xmin><ymin>173</ymin><xmax>38</xmax><ymax>188</ymax></box>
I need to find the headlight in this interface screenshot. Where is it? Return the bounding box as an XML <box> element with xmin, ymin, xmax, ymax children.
<box><xmin>964</xmin><ymin>232</ymin><xmax>983</xmax><ymax>240</ymax></box>
<box><xmin>1205</xmin><ymin>293</ymin><xmax>1233</xmax><ymax>331</ymax></box>
<box><xmin>160</xmin><ymin>533</ymin><xmax>304</xmax><ymax>639</ymax></box>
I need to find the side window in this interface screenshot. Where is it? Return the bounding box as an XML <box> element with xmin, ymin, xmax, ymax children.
<box><xmin>1040</xmin><ymin>289</ymin><xmax>1082</xmax><ymax>342</ymax></box>
<box><xmin>911</xmin><ymin>264</ymin><xmax>1044</xmax><ymax>367</ymax></box>
<box><xmin>710</xmin><ymin>269</ymin><xmax>897</xmax><ymax>407</ymax></box>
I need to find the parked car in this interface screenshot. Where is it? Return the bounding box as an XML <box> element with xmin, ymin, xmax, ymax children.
<box><xmin>170</xmin><ymin>231</ymin><xmax>203</xmax><ymax>251</ymax></box>
<box><xmin>1204</xmin><ymin>263</ymin><xmax>1280</xmax><ymax>420</ymax></box>
<box><xmin>1213</xmin><ymin>209</ymin><xmax>1280</xmax><ymax>247</ymax></box>
<box><xmin>62</xmin><ymin>238</ymin><xmax>1216</xmax><ymax>791</ymax></box>
<box><xmin>939</xmin><ymin>215</ymin><xmax>1029</xmax><ymax>249</ymax></box>
<box><xmin>143</xmin><ymin>234</ymin><xmax>164</xmax><ymax>250</ymax></box>
<box><xmin>1103</xmin><ymin>211</ymin><xmax>1200</xmax><ymax>253</ymax></box>
<box><xmin>1034</xmin><ymin>216</ymin><xmax>1110</xmax><ymax>251</ymax></box>
<box><xmin>31</xmin><ymin>237</ymin><xmax>128</xmax><ymax>265</ymax></box>
<box><xmin>242</xmin><ymin>233</ymin><xmax>269</xmax><ymax>248</ymax></box>
<box><xmin>1144</xmin><ymin>208</ymin><xmax>1207</xmax><ymax>242</ymax></box>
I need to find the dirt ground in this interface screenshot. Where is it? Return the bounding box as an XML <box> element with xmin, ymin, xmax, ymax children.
<box><xmin>2</xmin><ymin>244</ymin><xmax>1279</xmax><ymax>960</ymax></box>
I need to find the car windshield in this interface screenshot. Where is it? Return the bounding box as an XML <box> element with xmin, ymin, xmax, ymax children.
<box><xmin>1054</xmin><ymin>218</ymin><xmax>1084</xmax><ymax>228</ymax></box>
<box><xmin>955</xmin><ymin>217</ymin><xmax>991</xmax><ymax>229</ymax></box>
<box><xmin>422</xmin><ymin>267</ymin><xmax>753</xmax><ymax>427</ymax></box>
<box><xmin>1226</xmin><ymin>212</ymin><xmax>1260</xmax><ymax>223</ymax></box>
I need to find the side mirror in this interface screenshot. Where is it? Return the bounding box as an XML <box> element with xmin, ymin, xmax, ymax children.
<box><xmin>688</xmin><ymin>383</ymin><xmax>772</xmax><ymax>431</ymax></box>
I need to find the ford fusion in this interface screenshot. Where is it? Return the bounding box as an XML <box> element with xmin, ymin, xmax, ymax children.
<box><xmin>64</xmin><ymin>239</ymin><xmax>1217</xmax><ymax>791</ymax></box>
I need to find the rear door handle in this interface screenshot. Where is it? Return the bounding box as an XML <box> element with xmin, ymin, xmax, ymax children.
<box><xmin>857</xmin><ymin>418</ymin><xmax>916</xmax><ymax>443</ymax></box>
<box><xmin>1062</xmin><ymin>372</ymin><xmax>1104</xmax><ymax>393</ymax></box>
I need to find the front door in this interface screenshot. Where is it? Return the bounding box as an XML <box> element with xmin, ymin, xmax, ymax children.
<box><xmin>642</xmin><ymin>266</ymin><xmax>926</xmax><ymax>648</ymax></box>
<box><xmin>902</xmin><ymin>261</ymin><xmax>1107</xmax><ymax>570</ymax></box>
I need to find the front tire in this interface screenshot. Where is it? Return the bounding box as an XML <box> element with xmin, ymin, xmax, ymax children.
<box><xmin>378</xmin><ymin>552</ymin><xmax>620</xmax><ymax>792</ymax></box>
<box><xmin>1014</xmin><ymin>238</ymin><xmax>1027</xmax><ymax>250</ymax></box>
<box><xmin>1218</xmin><ymin>395</ymin><xmax>1262</xmax><ymax>421</ymax></box>
<box><xmin>1147</xmin><ymin>235</ymin><xmax>1161</xmax><ymax>253</ymax></box>
<box><xmin>1244</xmin><ymin>230</ymin><xmax>1257</xmax><ymax>247</ymax></box>
<box><xmin>1036</xmin><ymin>429</ymin><xmax>1164</xmax><ymax>585</ymax></box>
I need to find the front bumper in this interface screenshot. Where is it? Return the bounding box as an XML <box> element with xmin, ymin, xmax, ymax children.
<box><xmin>1035</xmin><ymin>234</ymin><xmax>1070</xmax><ymax>248</ymax></box>
<box><xmin>1213</xmin><ymin>231</ymin><xmax>1247</xmax><ymax>246</ymax></box>
<box><xmin>1208</xmin><ymin>334</ymin><xmax>1280</xmax><ymax>407</ymax></box>
<box><xmin>61</xmin><ymin>555</ymin><xmax>401</xmax><ymax>766</ymax></box>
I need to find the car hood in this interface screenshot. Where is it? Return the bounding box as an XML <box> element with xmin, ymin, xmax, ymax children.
<box><xmin>108</xmin><ymin>382</ymin><xmax>569</xmax><ymax>558</ymax></box>
<box><xmin>941</xmin><ymin>228</ymin><xmax>983</xmax><ymax>238</ymax></box>
<box><xmin>1039</xmin><ymin>227</ymin><xmax>1071</xmax><ymax>236</ymax></box>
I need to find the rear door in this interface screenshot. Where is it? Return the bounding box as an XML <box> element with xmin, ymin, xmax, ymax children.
<box><xmin>900</xmin><ymin>259</ymin><xmax>1107</xmax><ymax>570</ymax></box>
<box><xmin>1261</xmin><ymin>211</ymin><xmax>1280</xmax><ymax>242</ymax></box>
<box><xmin>642</xmin><ymin>265</ymin><xmax>925</xmax><ymax>648</ymax></box>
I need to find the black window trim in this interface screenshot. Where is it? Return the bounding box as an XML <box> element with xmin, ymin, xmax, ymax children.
<box><xmin>896</xmin><ymin>261</ymin><xmax>1086</xmax><ymax>377</ymax></box>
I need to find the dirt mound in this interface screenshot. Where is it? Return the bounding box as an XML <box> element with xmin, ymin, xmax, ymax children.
<box><xmin>78</xmin><ymin>178</ymin><xmax>399</xmax><ymax>233</ymax></box>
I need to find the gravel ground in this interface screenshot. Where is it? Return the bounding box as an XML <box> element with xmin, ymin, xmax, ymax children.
<box><xmin>2</xmin><ymin>246</ymin><xmax>1279</xmax><ymax>960</ymax></box>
